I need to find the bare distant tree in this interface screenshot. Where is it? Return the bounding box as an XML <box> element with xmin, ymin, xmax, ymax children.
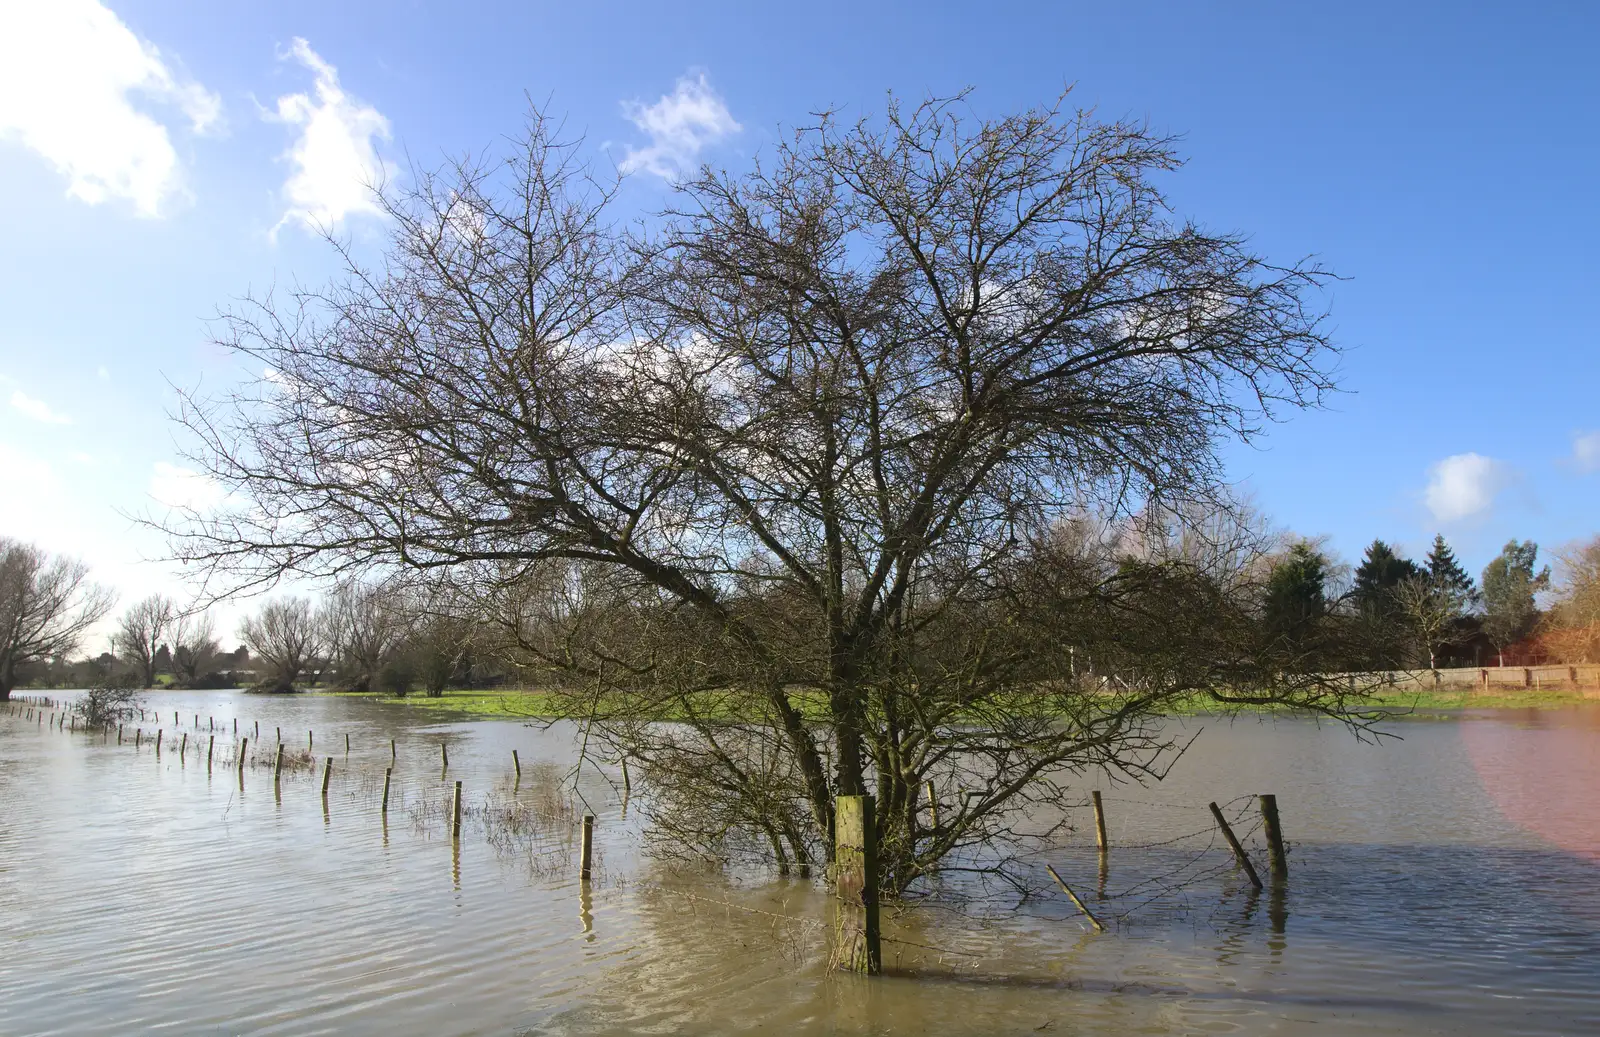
<box><xmin>112</xmin><ymin>594</ymin><xmax>177</xmax><ymax>687</ymax></box>
<box><xmin>238</xmin><ymin>597</ymin><xmax>322</xmax><ymax>692</ymax></box>
<box><xmin>169</xmin><ymin>611</ymin><xmax>220</xmax><ymax>686</ymax></box>
<box><xmin>321</xmin><ymin>581</ymin><xmax>405</xmax><ymax>692</ymax></box>
<box><xmin>1393</xmin><ymin>573</ymin><xmax>1473</xmax><ymax>670</ymax></box>
<box><xmin>164</xmin><ymin>96</ymin><xmax>1372</xmax><ymax>892</ymax></box>
<box><xmin>1543</xmin><ymin>536</ymin><xmax>1600</xmax><ymax>662</ymax></box>
<box><xmin>0</xmin><ymin>538</ymin><xmax>116</xmax><ymax>700</ymax></box>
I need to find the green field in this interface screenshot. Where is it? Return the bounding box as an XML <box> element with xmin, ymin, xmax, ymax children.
<box><xmin>309</xmin><ymin>684</ymin><xmax>1600</xmax><ymax>721</ymax></box>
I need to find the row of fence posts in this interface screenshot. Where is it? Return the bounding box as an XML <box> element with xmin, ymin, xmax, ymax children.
<box><xmin>833</xmin><ymin>786</ymin><xmax>1292</xmax><ymax>975</ymax></box>
<box><xmin>5</xmin><ymin>699</ymin><xmax>601</xmax><ymax>885</ymax></box>
<box><xmin>8</xmin><ymin>700</ymin><xmax>1294</xmax><ymax>980</ymax></box>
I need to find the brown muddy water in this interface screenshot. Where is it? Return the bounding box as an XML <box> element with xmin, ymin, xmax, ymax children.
<box><xmin>2</xmin><ymin>693</ymin><xmax>1598</xmax><ymax>1036</ymax></box>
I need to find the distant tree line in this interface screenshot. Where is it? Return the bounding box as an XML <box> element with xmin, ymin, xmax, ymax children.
<box><xmin>8</xmin><ymin>527</ymin><xmax>1599</xmax><ymax>700</ymax></box>
<box><xmin>1261</xmin><ymin>532</ymin><xmax>1600</xmax><ymax>670</ymax></box>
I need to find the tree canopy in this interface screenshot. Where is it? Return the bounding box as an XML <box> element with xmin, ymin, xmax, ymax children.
<box><xmin>161</xmin><ymin>95</ymin><xmax>1369</xmax><ymax>893</ymax></box>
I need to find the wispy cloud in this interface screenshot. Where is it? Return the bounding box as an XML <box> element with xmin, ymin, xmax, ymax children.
<box><xmin>149</xmin><ymin>461</ymin><xmax>226</xmax><ymax>510</ymax></box>
<box><xmin>1423</xmin><ymin>452</ymin><xmax>1510</xmax><ymax>523</ymax></box>
<box><xmin>619</xmin><ymin>72</ymin><xmax>739</xmax><ymax>180</ymax></box>
<box><xmin>1572</xmin><ymin>431</ymin><xmax>1600</xmax><ymax>474</ymax></box>
<box><xmin>268</xmin><ymin>38</ymin><xmax>392</xmax><ymax>234</ymax></box>
<box><xmin>11</xmin><ymin>389</ymin><xmax>72</xmax><ymax>425</ymax></box>
<box><xmin>0</xmin><ymin>0</ymin><xmax>221</xmax><ymax>217</ymax></box>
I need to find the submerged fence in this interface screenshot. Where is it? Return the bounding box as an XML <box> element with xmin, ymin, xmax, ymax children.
<box><xmin>4</xmin><ymin>692</ymin><xmax>1304</xmax><ymax>977</ymax></box>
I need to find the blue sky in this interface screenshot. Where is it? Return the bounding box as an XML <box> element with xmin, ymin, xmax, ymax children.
<box><xmin>1</xmin><ymin>1</ymin><xmax>1597</xmax><ymax>641</ymax></box>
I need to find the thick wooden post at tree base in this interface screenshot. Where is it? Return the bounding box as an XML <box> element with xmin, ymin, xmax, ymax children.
<box><xmin>833</xmin><ymin>794</ymin><xmax>882</xmax><ymax>974</ymax></box>
<box><xmin>1209</xmin><ymin>801</ymin><xmax>1263</xmax><ymax>890</ymax></box>
<box><xmin>1259</xmin><ymin>794</ymin><xmax>1288</xmax><ymax>879</ymax></box>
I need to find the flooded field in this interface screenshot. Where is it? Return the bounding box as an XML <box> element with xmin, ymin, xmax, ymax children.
<box><xmin>2</xmin><ymin>692</ymin><xmax>1598</xmax><ymax>1035</ymax></box>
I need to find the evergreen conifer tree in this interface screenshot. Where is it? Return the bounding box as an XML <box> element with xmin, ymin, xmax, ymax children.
<box><xmin>1264</xmin><ymin>542</ymin><xmax>1329</xmax><ymax>653</ymax></box>
<box><xmin>1353</xmin><ymin>539</ymin><xmax>1420</xmax><ymax>609</ymax></box>
<box><xmin>1424</xmin><ymin>534</ymin><xmax>1479</xmax><ymax>606</ymax></box>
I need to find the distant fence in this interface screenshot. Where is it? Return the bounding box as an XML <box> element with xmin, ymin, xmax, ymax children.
<box><xmin>1367</xmin><ymin>664</ymin><xmax>1600</xmax><ymax>695</ymax></box>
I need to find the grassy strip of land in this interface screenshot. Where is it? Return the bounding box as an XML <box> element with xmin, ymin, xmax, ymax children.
<box><xmin>310</xmin><ymin>685</ymin><xmax>1600</xmax><ymax>721</ymax></box>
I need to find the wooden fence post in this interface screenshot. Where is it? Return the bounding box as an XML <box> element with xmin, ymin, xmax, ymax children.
<box><xmin>237</xmin><ymin>736</ymin><xmax>249</xmax><ymax>774</ymax></box>
<box><xmin>1092</xmin><ymin>790</ymin><xmax>1109</xmax><ymax>854</ymax></box>
<box><xmin>208</xmin><ymin>734</ymin><xmax>215</xmax><ymax>771</ymax></box>
<box><xmin>451</xmin><ymin>780</ymin><xmax>463</xmax><ymax>839</ymax></box>
<box><xmin>1259</xmin><ymin>794</ymin><xmax>1288</xmax><ymax>879</ymax></box>
<box><xmin>925</xmin><ymin>780</ymin><xmax>939</xmax><ymax>830</ymax></box>
<box><xmin>1045</xmin><ymin>864</ymin><xmax>1106</xmax><ymax>931</ymax></box>
<box><xmin>512</xmin><ymin>749</ymin><xmax>521</xmax><ymax>777</ymax></box>
<box><xmin>580</xmin><ymin>814</ymin><xmax>594</xmax><ymax>879</ymax></box>
<box><xmin>1209</xmin><ymin>801</ymin><xmax>1263</xmax><ymax>890</ymax></box>
<box><xmin>441</xmin><ymin>744</ymin><xmax>449</xmax><ymax>770</ymax></box>
<box><xmin>382</xmin><ymin>767</ymin><xmax>392</xmax><ymax>813</ymax></box>
<box><xmin>321</xmin><ymin>757</ymin><xmax>333</xmax><ymax>797</ymax></box>
<box><xmin>273</xmin><ymin>742</ymin><xmax>285</xmax><ymax>784</ymax></box>
<box><xmin>345</xmin><ymin>732</ymin><xmax>350</xmax><ymax>754</ymax></box>
<box><xmin>156</xmin><ymin>730</ymin><xmax>163</xmax><ymax>757</ymax></box>
<box><xmin>833</xmin><ymin>794</ymin><xmax>882</xmax><ymax>974</ymax></box>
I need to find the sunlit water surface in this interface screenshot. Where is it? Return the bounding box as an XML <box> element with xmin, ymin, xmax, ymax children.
<box><xmin>2</xmin><ymin>693</ymin><xmax>1597</xmax><ymax>1036</ymax></box>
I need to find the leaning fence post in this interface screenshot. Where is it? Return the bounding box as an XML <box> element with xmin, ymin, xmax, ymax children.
<box><xmin>237</xmin><ymin>736</ymin><xmax>249</xmax><ymax>774</ymax></box>
<box><xmin>512</xmin><ymin>749</ymin><xmax>521</xmax><ymax>778</ymax></box>
<box><xmin>180</xmin><ymin>732</ymin><xmax>187</xmax><ymax>757</ymax></box>
<box><xmin>390</xmin><ymin>739</ymin><xmax>397</xmax><ymax>762</ymax></box>
<box><xmin>207</xmin><ymin>734</ymin><xmax>215</xmax><ymax>771</ymax></box>
<box><xmin>833</xmin><ymin>794</ymin><xmax>882</xmax><ymax>974</ymax></box>
<box><xmin>345</xmin><ymin>732</ymin><xmax>350</xmax><ymax>755</ymax></box>
<box><xmin>273</xmin><ymin>742</ymin><xmax>285</xmax><ymax>784</ymax></box>
<box><xmin>381</xmin><ymin>767</ymin><xmax>392</xmax><ymax>813</ymax></box>
<box><xmin>1259</xmin><ymin>794</ymin><xmax>1288</xmax><ymax>879</ymax></box>
<box><xmin>441</xmin><ymin>744</ymin><xmax>449</xmax><ymax>771</ymax></box>
<box><xmin>1092</xmin><ymin>790</ymin><xmax>1109</xmax><ymax>854</ymax></box>
<box><xmin>1209</xmin><ymin>801</ymin><xmax>1263</xmax><ymax>889</ymax></box>
<box><xmin>451</xmin><ymin>780</ymin><xmax>463</xmax><ymax>839</ymax></box>
<box><xmin>321</xmin><ymin>757</ymin><xmax>333</xmax><ymax>797</ymax></box>
<box><xmin>579</xmin><ymin>813</ymin><xmax>594</xmax><ymax>879</ymax></box>
<box><xmin>1045</xmin><ymin>864</ymin><xmax>1107</xmax><ymax>931</ymax></box>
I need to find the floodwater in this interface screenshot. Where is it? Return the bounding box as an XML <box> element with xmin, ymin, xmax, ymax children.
<box><xmin>2</xmin><ymin>694</ymin><xmax>1598</xmax><ymax>1036</ymax></box>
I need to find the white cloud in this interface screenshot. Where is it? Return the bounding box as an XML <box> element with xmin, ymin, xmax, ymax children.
<box><xmin>1572</xmin><ymin>431</ymin><xmax>1600</xmax><ymax>474</ymax></box>
<box><xmin>0</xmin><ymin>0</ymin><xmax>220</xmax><ymax>217</ymax></box>
<box><xmin>97</xmin><ymin>365</ymin><xmax>111</xmax><ymax>381</ymax></box>
<box><xmin>619</xmin><ymin>72</ymin><xmax>740</xmax><ymax>179</ymax></box>
<box><xmin>10</xmin><ymin>390</ymin><xmax>72</xmax><ymax>425</ymax></box>
<box><xmin>269</xmin><ymin>38</ymin><xmax>392</xmax><ymax>234</ymax></box>
<box><xmin>149</xmin><ymin>461</ymin><xmax>226</xmax><ymax>510</ymax></box>
<box><xmin>1424</xmin><ymin>452</ymin><xmax>1509</xmax><ymax>523</ymax></box>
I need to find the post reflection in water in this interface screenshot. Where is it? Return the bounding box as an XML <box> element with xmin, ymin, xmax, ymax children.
<box><xmin>2</xmin><ymin>692</ymin><xmax>1599</xmax><ymax>1037</ymax></box>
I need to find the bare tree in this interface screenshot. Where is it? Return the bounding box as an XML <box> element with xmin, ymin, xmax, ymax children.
<box><xmin>0</xmin><ymin>538</ymin><xmax>116</xmax><ymax>700</ymax></box>
<box><xmin>165</xmin><ymin>97</ymin><xmax>1372</xmax><ymax>892</ymax></box>
<box><xmin>321</xmin><ymin>581</ymin><xmax>405</xmax><ymax>692</ymax></box>
<box><xmin>169</xmin><ymin>611</ymin><xmax>220</xmax><ymax>686</ymax></box>
<box><xmin>238</xmin><ymin>597</ymin><xmax>322</xmax><ymax>692</ymax></box>
<box><xmin>112</xmin><ymin>594</ymin><xmax>177</xmax><ymax>688</ymax></box>
<box><xmin>1543</xmin><ymin>536</ymin><xmax>1600</xmax><ymax>662</ymax></box>
<box><xmin>1393</xmin><ymin>573</ymin><xmax>1473</xmax><ymax>670</ymax></box>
